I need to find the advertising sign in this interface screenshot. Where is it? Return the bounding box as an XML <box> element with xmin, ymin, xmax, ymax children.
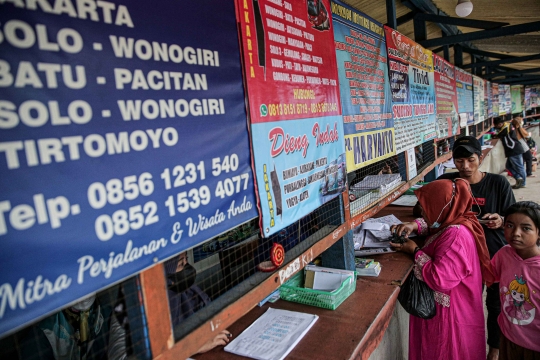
<box><xmin>433</xmin><ymin>54</ymin><xmax>458</xmax><ymax>138</ymax></box>
<box><xmin>499</xmin><ymin>84</ymin><xmax>508</xmax><ymax>116</ymax></box>
<box><xmin>491</xmin><ymin>83</ymin><xmax>499</xmax><ymax>118</ymax></box>
<box><xmin>0</xmin><ymin>0</ymin><xmax>259</xmax><ymax>336</ymax></box>
<box><xmin>384</xmin><ymin>27</ymin><xmax>436</xmax><ymax>154</ymax></box>
<box><xmin>236</xmin><ymin>0</ymin><xmax>346</xmax><ymax>237</ymax></box>
<box><xmin>332</xmin><ymin>1</ymin><xmax>395</xmax><ymax>172</ymax></box>
<box><xmin>455</xmin><ymin>67</ymin><xmax>473</xmax><ymax>127</ymax></box>
<box><xmin>511</xmin><ymin>85</ymin><xmax>523</xmax><ymax>113</ymax></box>
<box><xmin>486</xmin><ymin>80</ymin><xmax>493</xmax><ymax>119</ymax></box>
<box><xmin>503</xmin><ymin>84</ymin><xmax>512</xmax><ymax>115</ymax></box>
<box><xmin>473</xmin><ymin>75</ymin><xmax>485</xmax><ymax>124</ymax></box>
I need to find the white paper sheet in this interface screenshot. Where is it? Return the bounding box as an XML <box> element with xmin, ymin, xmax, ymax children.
<box><xmin>224</xmin><ymin>308</ymin><xmax>318</xmax><ymax>360</ymax></box>
<box><xmin>391</xmin><ymin>195</ymin><xmax>418</xmax><ymax>206</ymax></box>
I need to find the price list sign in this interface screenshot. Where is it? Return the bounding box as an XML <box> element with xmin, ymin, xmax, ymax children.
<box><xmin>455</xmin><ymin>67</ymin><xmax>473</xmax><ymax>126</ymax></box>
<box><xmin>473</xmin><ymin>75</ymin><xmax>485</xmax><ymax>124</ymax></box>
<box><xmin>332</xmin><ymin>1</ymin><xmax>395</xmax><ymax>172</ymax></box>
<box><xmin>492</xmin><ymin>83</ymin><xmax>500</xmax><ymax>116</ymax></box>
<box><xmin>384</xmin><ymin>27</ymin><xmax>436</xmax><ymax>154</ymax></box>
<box><xmin>0</xmin><ymin>0</ymin><xmax>257</xmax><ymax>336</ymax></box>
<box><xmin>236</xmin><ymin>0</ymin><xmax>346</xmax><ymax>236</ymax></box>
<box><xmin>433</xmin><ymin>53</ymin><xmax>458</xmax><ymax>138</ymax></box>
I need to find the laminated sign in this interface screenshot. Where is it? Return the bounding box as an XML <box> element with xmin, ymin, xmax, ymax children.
<box><xmin>236</xmin><ymin>0</ymin><xmax>346</xmax><ymax>236</ymax></box>
<box><xmin>0</xmin><ymin>0</ymin><xmax>257</xmax><ymax>336</ymax></box>
<box><xmin>331</xmin><ymin>0</ymin><xmax>395</xmax><ymax>172</ymax></box>
<box><xmin>433</xmin><ymin>53</ymin><xmax>459</xmax><ymax>138</ymax></box>
<box><xmin>384</xmin><ymin>27</ymin><xmax>437</xmax><ymax>154</ymax></box>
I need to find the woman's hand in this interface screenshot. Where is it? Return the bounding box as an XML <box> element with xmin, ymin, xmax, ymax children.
<box><xmin>196</xmin><ymin>330</ymin><xmax>231</xmax><ymax>354</ymax></box>
<box><xmin>389</xmin><ymin>222</ymin><xmax>418</xmax><ymax>238</ymax></box>
<box><xmin>390</xmin><ymin>239</ymin><xmax>418</xmax><ymax>255</ymax></box>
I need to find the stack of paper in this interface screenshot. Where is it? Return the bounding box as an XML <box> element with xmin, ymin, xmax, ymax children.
<box><xmin>224</xmin><ymin>308</ymin><xmax>318</xmax><ymax>360</ymax></box>
<box><xmin>356</xmin><ymin>261</ymin><xmax>381</xmax><ymax>277</ymax></box>
<box><xmin>350</xmin><ymin>174</ymin><xmax>402</xmax><ymax>194</ymax></box>
<box><xmin>304</xmin><ymin>265</ymin><xmax>355</xmax><ymax>292</ymax></box>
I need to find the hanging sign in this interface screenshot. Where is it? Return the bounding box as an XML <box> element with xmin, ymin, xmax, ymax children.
<box><xmin>332</xmin><ymin>1</ymin><xmax>395</xmax><ymax>172</ymax></box>
<box><xmin>511</xmin><ymin>85</ymin><xmax>523</xmax><ymax>113</ymax></box>
<box><xmin>385</xmin><ymin>26</ymin><xmax>436</xmax><ymax>154</ymax></box>
<box><xmin>433</xmin><ymin>53</ymin><xmax>459</xmax><ymax>138</ymax></box>
<box><xmin>0</xmin><ymin>0</ymin><xmax>258</xmax><ymax>337</ymax></box>
<box><xmin>236</xmin><ymin>0</ymin><xmax>346</xmax><ymax>237</ymax></box>
<box><xmin>455</xmin><ymin>67</ymin><xmax>473</xmax><ymax>126</ymax></box>
<box><xmin>473</xmin><ymin>75</ymin><xmax>485</xmax><ymax>124</ymax></box>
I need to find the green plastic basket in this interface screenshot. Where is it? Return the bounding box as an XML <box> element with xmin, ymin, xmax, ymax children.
<box><xmin>279</xmin><ymin>271</ymin><xmax>357</xmax><ymax>310</ymax></box>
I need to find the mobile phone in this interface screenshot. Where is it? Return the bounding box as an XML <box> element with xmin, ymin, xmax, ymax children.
<box><xmin>477</xmin><ymin>218</ymin><xmax>490</xmax><ymax>224</ymax></box>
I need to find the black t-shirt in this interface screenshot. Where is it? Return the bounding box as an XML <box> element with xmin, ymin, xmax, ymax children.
<box><xmin>437</xmin><ymin>172</ymin><xmax>516</xmax><ymax>258</ymax></box>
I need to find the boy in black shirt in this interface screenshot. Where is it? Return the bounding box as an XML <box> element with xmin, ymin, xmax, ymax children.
<box><xmin>394</xmin><ymin>136</ymin><xmax>515</xmax><ymax>360</ymax></box>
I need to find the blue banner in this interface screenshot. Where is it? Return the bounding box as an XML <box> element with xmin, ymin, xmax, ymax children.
<box><xmin>456</xmin><ymin>67</ymin><xmax>474</xmax><ymax>126</ymax></box>
<box><xmin>252</xmin><ymin>116</ymin><xmax>346</xmax><ymax>237</ymax></box>
<box><xmin>385</xmin><ymin>27</ymin><xmax>436</xmax><ymax>154</ymax></box>
<box><xmin>331</xmin><ymin>1</ymin><xmax>395</xmax><ymax>172</ymax></box>
<box><xmin>0</xmin><ymin>0</ymin><xmax>257</xmax><ymax>336</ymax></box>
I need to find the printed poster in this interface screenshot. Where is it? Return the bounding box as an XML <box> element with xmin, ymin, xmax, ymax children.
<box><xmin>385</xmin><ymin>27</ymin><xmax>436</xmax><ymax>154</ymax></box>
<box><xmin>511</xmin><ymin>85</ymin><xmax>523</xmax><ymax>113</ymax></box>
<box><xmin>499</xmin><ymin>84</ymin><xmax>509</xmax><ymax>116</ymax></box>
<box><xmin>485</xmin><ymin>80</ymin><xmax>491</xmax><ymax>119</ymax></box>
<box><xmin>473</xmin><ymin>75</ymin><xmax>485</xmax><ymax>124</ymax></box>
<box><xmin>502</xmin><ymin>84</ymin><xmax>512</xmax><ymax>115</ymax></box>
<box><xmin>455</xmin><ymin>67</ymin><xmax>474</xmax><ymax>126</ymax></box>
<box><xmin>332</xmin><ymin>1</ymin><xmax>395</xmax><ymax>172</ymax></box>
<box><xmin>433</xmin><ymin>53</ymin><xmax>459</xmax><ymax>138</ymax></box>
<box><xmin>526</xmin><ymin>86</ymin><xmax>539</xmax><ymax>110</ymax></box>
<box><xmin>487</xmin><ymin>80</ymin><xmax>493</xmax><ymax>119</ymax></box>
<box><xmin>236</xmin><ymin>0</ymin><xmax>346</xmax><ymax>236</ymax></box>
<box><xmin>0</xmin><ymin>1</ymin><xmax>258</xmax><ymax>337</ymax></box>
<box><xmin>492</xmin><ymin>83</ymin><xmax>499</xmax><ymax>118</ymax></box>
<box><xmin>532</xmin><ymin>87</ymin><xmax>539</xmax><ymax>108</ymax></box>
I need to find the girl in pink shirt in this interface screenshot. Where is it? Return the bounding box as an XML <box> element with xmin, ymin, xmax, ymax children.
<box><xmin>491</xmin><ymin>201</ymin><xmax>540</xmax><ymax>359</ymax></box>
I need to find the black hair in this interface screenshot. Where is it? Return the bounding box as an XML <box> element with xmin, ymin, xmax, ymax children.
<box><xmin>453</xmin><ymin>147</ymin><xmax>481</xmax><ymax>159</ymax></box>
<box><xmin>493</xmin><ymin>117</ymin><xmax>505</xmax><ymax>125</ymax></box>
<box><xmin>504</xmin><ymin>201</ymin><xmax>540</xmax><ymax>245</ymax></box>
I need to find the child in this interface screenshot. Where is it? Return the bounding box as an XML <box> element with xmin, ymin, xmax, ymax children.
<box><xmin>491</xmin><ymin>201</ymin><xmax>540</xmax><ymax>359</ymax></box>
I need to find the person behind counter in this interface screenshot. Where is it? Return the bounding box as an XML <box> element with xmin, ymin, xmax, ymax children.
<box><xmin>405</xmin><ymin>135</ymin><xmax>515</xmax><ymax>360</ymax></box>
<box><xmin>512</xmin><ymin>117</ymin><xmax>534</xmax><ymax>178</ymax></box>
<box><xmin>494</xmin><ymin>117</ymin><xmax>527</xmax><ymax>189</ymax></box>
<box><xmin>390</xmin><ymin>179</ymin><xmax>494</xmax><ymax>360</ymax></box>
<box><xmin>164</xmin><ymin>252</ymin><xmax>231</xmax><ymax>355</ymax></box>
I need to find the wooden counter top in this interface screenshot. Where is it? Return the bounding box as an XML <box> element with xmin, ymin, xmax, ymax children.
<box><xmin>196</xmin><ymin>207</ymin><xmax>418</xmax><ymax>360</ymax></box>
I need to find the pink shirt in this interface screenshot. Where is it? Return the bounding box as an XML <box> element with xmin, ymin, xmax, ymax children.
<box><xmin>491</xmin><ymin>245</ymin><xmax>540</xmax><ymax>352</ymax></box>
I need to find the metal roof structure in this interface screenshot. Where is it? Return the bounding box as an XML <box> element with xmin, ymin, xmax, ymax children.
<box><xmin>342</xmin><ymin>0</ymin><xmax>540</xmax><ymax>85</ymax></box>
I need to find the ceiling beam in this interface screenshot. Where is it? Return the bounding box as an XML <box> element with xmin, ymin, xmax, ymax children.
<box><xmin>492</xmin><ymin>76</ymin><xmax>540</xmax><ymax>84</ymax></box>
<box><xmin>393</xmin><ymin>11</ymin><xmax>416</xmax><ymax>26</ymax></box>
<box><xmin>386</xmin><ymin>0</ymin><xmax>397</xmax><ymax>30</ymax></box>
<box><xmin>418</xmin><ymin>21</ymin><xmax>540</xmax><ymax>48</ymax></box>
<box><xmin>461</xmin><ymin>53</ymin><xmax>540</xmax><ymax>69</ymax></box>
<box><xmin>413</xmin><ymin>13</ymin><xmax>508</xmax><ymax>30</ymax></box>
<box><xmin>484</xmin><ymin>68</ymin><xmax>540</xmax><ymax>79</ymax></box>
<box><xmin>461</xmin><ymin>47</ymin><xmax>513</xmax><ymax>60</ymax></box>
<box><xmin>517</xmin><ymin>79</ymin><xmax>540</xmax><ymax>86</ymax></box>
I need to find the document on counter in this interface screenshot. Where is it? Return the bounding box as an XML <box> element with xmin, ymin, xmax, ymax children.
<box><xmin>391</xmin><ymin>194</ymin><xmax>418</xmax><ymax>206</ymax></box>
<box><xmin>224</xmin><ymin>308</ymin><xmax>318</xmax><ymax>360</ymax></box>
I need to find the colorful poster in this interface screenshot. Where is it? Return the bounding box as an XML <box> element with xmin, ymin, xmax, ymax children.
<box><xmin>455</xmin><ymin>67</ymin><xmax>474</xmax><ymax>126</ymax></box>
<box><xmin>0</xmin><ymin>0</ymin><xmax>258</xmax><ymax>337</ymax></box>
<box><xmin>492</xmin><ymin>83</ymin><xmax>499</xmax><ymax>117</ymax></box>
<box><xmin>236</xmin><ymin>0</ymin><xmax>345</xmax><ymax>237</ymax></box>
<box><xmin>504</xmin><ymin>84</ymin><xmax>512</xmax><ymax>115</ymax></box>
<box><xmin>485</xmin><ymin>80</ymin><xmax>491</xmax><ymax>119</ymax></box>
<box><xmin>499</xmin><ymin>84</ymin><xmax>509</xmax><ymax>116</ymax></box>
<box><xmin>473</xmin><ymin>75</ymin><xmax>485</xmax><ymax>124</ymax></box>
<box><xmin>511</xmin><ymin>85</ymin><xmax>523</xmax><ymax>113</ymax></box>
<box><xmin>525</xmin><ymin>87</ymin><xmax>531</xmax><ymax>110</ymax></box>
<box><xmin>433</xmin><ymin>54</ymin><xmax>459</xmax><ymax>138</ymax></box>
<box><xmin>531</xmin><ymin>87</ymin><xmax>539</xmax><ymax>108</ymax></box>
<box><xmin>332</xmin><ymin>1</ymin><xmax>395</xmax><ymax>172</ymax></box>
<box><xmin>384</xmin><ymin>27</ymin><xmax>436</xmax><ymax>154</ymax></box>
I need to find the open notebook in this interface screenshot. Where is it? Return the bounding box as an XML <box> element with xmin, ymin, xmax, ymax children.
<box><xmin>224</xmin><ymin>308</ymin><xmax>318</xmax><ymax>360</ymax></box>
